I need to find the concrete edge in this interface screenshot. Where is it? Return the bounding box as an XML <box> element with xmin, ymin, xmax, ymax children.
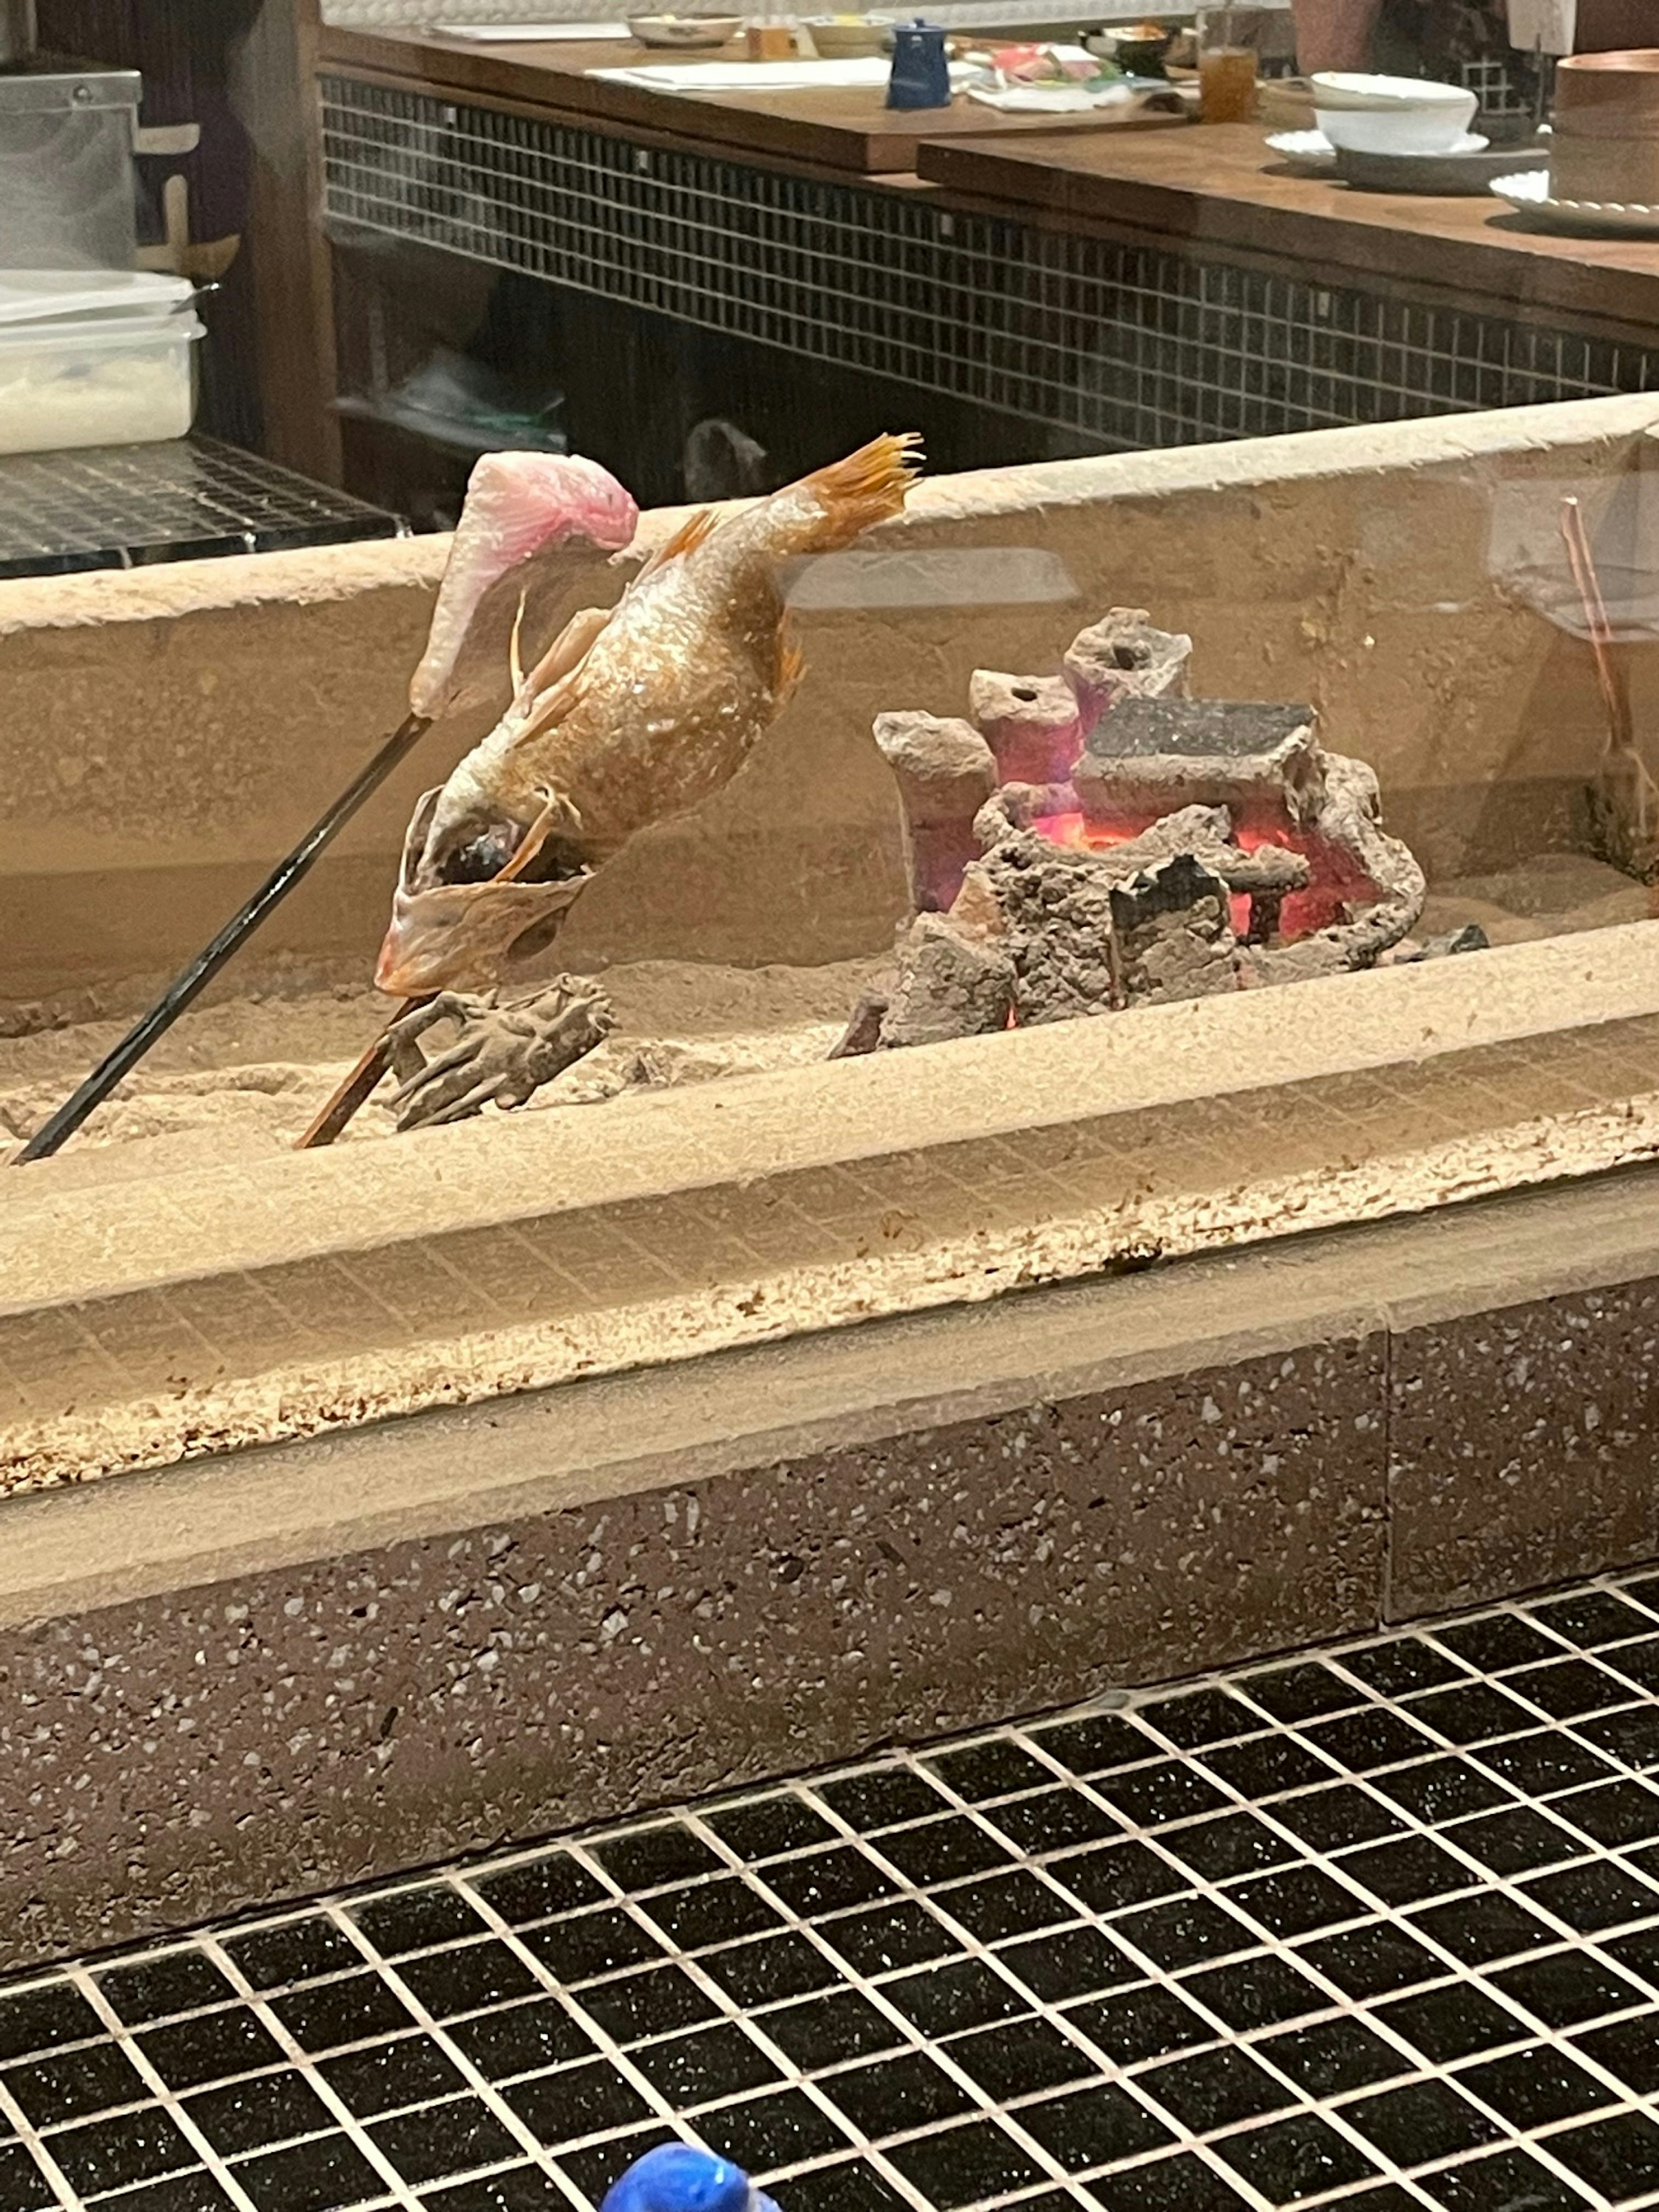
<box><xmin>6</xmin><ymin>1159</ymin><xmax>1659</xmax><ymax>1632</ymax></box>
<box><xmin>5</xmin><ymin>394</ymin><xmax>1655</xmax><ymax>641</ymax></box>
<box><xmin>9</xmin><ymin>921</ymin><xmax>1659</xmax><ymax>1316</ymax></box>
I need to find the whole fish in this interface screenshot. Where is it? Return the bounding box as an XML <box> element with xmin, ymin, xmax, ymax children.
<box><xmin>376</xmin><ymin>432</ymin><xmax>922</xmax><ymax>997</ymax></box>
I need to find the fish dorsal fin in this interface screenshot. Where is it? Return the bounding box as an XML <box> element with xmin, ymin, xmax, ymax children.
<box><xmin>778</xmin><ymin>639</ymin><xmax>806</xmax><ymax>706</ymax></box>
<box><xmin>635</xmin><ymin>505</ymin><xmax>718</xmax><ymax>581</ymax></box>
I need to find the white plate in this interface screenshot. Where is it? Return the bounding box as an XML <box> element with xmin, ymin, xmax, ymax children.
<box><xmin>1267</xmin><ymin>127</ymin><xmax>1487</xmax><ymax>172</ymax></box>
<box><xmin>1266</xmin><ymin>127</ymin><xmax>1335</xmax><ymax>169</ymax></box>
<box><xmin>1490</xmin><ymin>166</ymin><xmax>1659</xmax><ymax>234</ymax></box>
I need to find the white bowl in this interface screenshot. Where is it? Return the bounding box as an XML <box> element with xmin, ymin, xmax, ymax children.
<box><xmin>1311</xmin><ymin>71</ymin><xmax>1476</xmax><ymax>153</ymax></box>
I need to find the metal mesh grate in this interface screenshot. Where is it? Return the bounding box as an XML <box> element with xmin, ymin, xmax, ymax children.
<box><xmin>321</xmin><ymin>77</ymin><xmax>1659</xmax><ymax>454</ymax></box>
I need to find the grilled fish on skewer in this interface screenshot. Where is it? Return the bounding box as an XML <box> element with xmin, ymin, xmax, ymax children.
<box><xmin>376</xmin><ymin>432</ymin><xmax>922</xmax><ymax>998</ymax></box>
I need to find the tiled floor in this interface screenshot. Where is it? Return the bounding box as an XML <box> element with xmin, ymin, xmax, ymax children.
<box><xmin>6</xmin><ymin>1579</ymin><xmax>1659</xmax><ymax>2212</ymax></box>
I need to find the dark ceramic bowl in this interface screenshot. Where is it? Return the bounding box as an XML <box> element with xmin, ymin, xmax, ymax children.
<box><xmin>1113</xmin><ymin>31</ymin><xmax>1173</xmax><ymax>77</ymax></box>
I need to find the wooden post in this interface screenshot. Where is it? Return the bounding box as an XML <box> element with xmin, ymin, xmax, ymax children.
<box><xmin>226</xmin><ymin>0</ymin><xmax>342</xmax><ymax>483</ymax></box>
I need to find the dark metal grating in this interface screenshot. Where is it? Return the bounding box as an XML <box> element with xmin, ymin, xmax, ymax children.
<box><xmin>0</xmin><ymin>436</ymin><xmax>402</xmax><ymax>582</ymax></box>
<box><xmin>5</xmin><ymin>1567</ymin><xmax>1659</xmax><ymax>2208</ymax></box>
<box><xmin>321</xmin><ymin>76</ymin><xmax>1659</xmax><ymax>454</ymax></box>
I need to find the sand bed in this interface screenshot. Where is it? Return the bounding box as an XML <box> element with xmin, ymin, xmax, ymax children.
<box><xmin>0</xmin><ymin>958</ymin><xmax>882</xmax><ymax>1188</ymax></box>
<box><xmin>2</xmin><ymin>852</ymin><xmax>1646</xmax><ymax>1190</ymax></box>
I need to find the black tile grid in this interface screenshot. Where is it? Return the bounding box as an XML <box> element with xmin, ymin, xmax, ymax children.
<box><xmin>6</xmin><ymin>1576</ymin><xmax>1659</xmax><ymax>2211</ymax></box>
<box><xmin>321</xmin><ymin>80</ymin><xmax>1659</xmax><ymax>463</ymax></box>
<box><xmin>0</xmin><ymin>436</ymin><xmax>402</xmax><ymax>581</ymax></box>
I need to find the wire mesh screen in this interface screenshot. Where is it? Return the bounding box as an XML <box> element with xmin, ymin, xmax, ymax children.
<box><xmin>321</xmin><ymin>77</ymin><xmax>1659</xmax><ymax>453</ymax></box>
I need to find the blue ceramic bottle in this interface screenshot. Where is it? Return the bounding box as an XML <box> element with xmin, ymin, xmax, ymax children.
<box><xmin>887</xmin><ymin>19</ymin><xmax>951</xmax><ymax>108</ymax></box>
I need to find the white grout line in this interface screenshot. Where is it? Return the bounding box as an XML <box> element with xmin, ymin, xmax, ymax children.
<box><xmin>189</xmin><ymin>1932</ymin><xmax>424</xmax><ymax>2211</ymax></box>
<box><xmin>53</xmin><ymin>1967</ymin><xmax>274</xmax><ymax>2212</ymax></box>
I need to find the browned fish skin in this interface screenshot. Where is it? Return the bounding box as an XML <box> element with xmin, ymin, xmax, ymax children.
<box><xmin>428</xmin><ymin>433</ymin><xmax>921</xmax><ymax>869</ymax></box>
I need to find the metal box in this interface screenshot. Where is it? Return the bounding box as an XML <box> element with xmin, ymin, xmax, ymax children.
<box><xmin>0</xmin><ymin>63</ymin><xmax>141</xmax><ymax>269</ymax></box>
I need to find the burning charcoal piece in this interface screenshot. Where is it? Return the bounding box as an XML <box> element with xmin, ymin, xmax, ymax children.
<box><xmin>873</xmin><ymin>712</ymin><xmax>998</xmax><ymax>914</ymax></box>
<box><xmin>1075</xmin><ymin>699</ymin><xmax>1320</xmax><ymax>833</ymax></box>
<box><xmin>1233</xmin><ymin>753</ymin><xmax>1425</xmax><ymax>988</ymax></box>
<box><xmin>968</xmin><ymin>672</ymin><xmax>1083</xmax><ymax>787</ymax></box>
<box><xmin>878</xmin><ymin>912</ymin><xmax>1014</xmax><ymax>1049</ymax></box>
<box><xmin>845</xmin><ymin>608</ymin><xmax>1427</xmax><ymax>1055</ymax></box>
<box><xmin>1109</xmin><ymin>853</ymin><xmax>1237</xmax><ymax>1006</ymax></box>
<box><xmin>1063</xmin><ymin>608</ymin><xmax>1192</xmax><ymax>732</ymax></box>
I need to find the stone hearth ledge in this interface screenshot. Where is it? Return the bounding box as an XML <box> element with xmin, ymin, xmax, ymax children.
<box><xmin>4</xmin><ymin>920</ymin><xmax>1659</xmax><ymax>1493</ymax></box>
<box><xmin>2</xmin><ymin>1165</ymin><xmax>1659</xmax><ymax>1966</ymax></box>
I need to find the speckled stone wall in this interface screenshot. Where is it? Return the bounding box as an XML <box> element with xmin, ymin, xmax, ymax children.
<box><xmin>6</xmin><ymin>1176</ymin><xmax>1659</xmax><ymax>1976</ymax></box>
<box><xmin>0</xmin><ymin>1338</ymin><xmax>1385</xmax><ymax>1972</ymax></box>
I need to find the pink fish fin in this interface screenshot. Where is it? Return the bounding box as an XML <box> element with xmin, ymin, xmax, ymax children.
<box><xmin>793</xmin><ymin>432</ymin><xmax>923</xmax><ymax>553</ymax></box>
<box><xmin>633</xmin><ymin>505</ymin><xmax>720</xmax><ymax>580</ymax></box>
<box><xmin>515</xmin><ymin>602</ymin><xmax>613</xmax><ymax>711</ymax></box>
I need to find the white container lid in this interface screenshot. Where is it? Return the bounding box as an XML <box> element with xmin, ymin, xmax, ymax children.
<box><xmin>0</xmin><ymin>270</ymin><xmax>197</xmax><ymax>329</ymax></box>
<box><xmin>0</xmin><ymin>311</ymin><xmax>204</xmax><ymax>356</ymax></box>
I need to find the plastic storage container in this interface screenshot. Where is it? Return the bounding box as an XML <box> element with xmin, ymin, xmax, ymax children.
<box><xmin>0</xmin><ymin>271</ymin><xmax>204</xmax><ymax>457</ymax></box>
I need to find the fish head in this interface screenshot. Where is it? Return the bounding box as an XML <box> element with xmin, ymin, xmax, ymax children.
<box><xmin>374</xmin><ymin>787</ymin><xmax>588</xmax><ymax>997</ymax></box>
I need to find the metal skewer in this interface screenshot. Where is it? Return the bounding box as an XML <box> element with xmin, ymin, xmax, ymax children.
<box><xmin>10</xmin><ymin>712</ymin><xmax>432</xmax><ymax>1166</ymax></box>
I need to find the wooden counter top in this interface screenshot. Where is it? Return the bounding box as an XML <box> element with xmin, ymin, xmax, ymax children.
<box><xmin>319</xmin><ymin>31</ymin><xmax>1659</xmax><ymax>337</ymax></box>
<box><xmin>916</xmin><ymin>123</ymin><xmax>1659</xmax><ymax>333</ymax></box>
<box><xmin>318</xmin><ymin>22</ymin><xmax>1188</xmax><ymax>176</ymax></box>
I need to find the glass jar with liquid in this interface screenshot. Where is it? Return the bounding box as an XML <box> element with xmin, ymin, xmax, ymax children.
<box><xmin>1197</xmin><ymin>8</ymin><xmax>1259</xmax><ymax>120</ymax></box>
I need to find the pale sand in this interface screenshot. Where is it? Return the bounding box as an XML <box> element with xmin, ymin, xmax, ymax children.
<box><xmin>0</xmin><ymin>957</ymin><xmax>883</xmax><ymax>1188</ymax></box>
<box><xmin>2</xmin><ymin>851</ymin><xmax>1645</xmax><ymax>1192</ymax></box>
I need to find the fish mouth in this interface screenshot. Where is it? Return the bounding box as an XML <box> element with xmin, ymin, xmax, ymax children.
<box><xmin>375</xmin><ymin>787</ymin><xmax>591</xmax><ymax>996</ymax></box>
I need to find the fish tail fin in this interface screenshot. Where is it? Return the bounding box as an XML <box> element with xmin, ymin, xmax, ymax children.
<box><xmin>794</xmin><ymin>432</ymin><xmax>922</xmax><ymax>552</ymax></box>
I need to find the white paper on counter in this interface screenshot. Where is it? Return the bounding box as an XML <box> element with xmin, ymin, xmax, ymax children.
<box><xmin>590</xmin><ymin>55</ymin><xmax>891</xmax><ymax>86</ymax></box>
<box><xmin>436</xmin><ymin>20</ymin><xmax>630</xmax><ymax>38</ymax></box>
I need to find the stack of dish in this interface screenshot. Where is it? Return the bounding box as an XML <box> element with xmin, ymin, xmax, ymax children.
<box><xmin>1310</xmin><ymin>71</ymin><xmax>1479</xmax><ymax>154</ymax></box>
<box><xmin>1489</xmin><ymin>47</ymin><xmax>1659</xmax><ymax>233</ymax></box>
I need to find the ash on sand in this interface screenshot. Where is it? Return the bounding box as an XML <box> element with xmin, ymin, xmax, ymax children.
<box><xmin>0</xmin><ymin>958</ymin><xmax>884</xmax><ymax>1187</ymax></box>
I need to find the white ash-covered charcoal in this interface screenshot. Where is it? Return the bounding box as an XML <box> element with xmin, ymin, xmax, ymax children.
<box><xmin>873</xmin><ymin>711</ymin><xmax>998</xmax><ymax>914</ymax></box>
<box><xmin>972</xmin><ymin>783</ymin><xmax>1079</xmax><ymax>847</ymax></box>
<box><xmin>968</xmin><ymin>671</ymin><xmax>1082</xmax><ymax>787</ymax></box>
<box><xmin>973</xmin><ymin>839</ymin><xmax>1119</xmax><ymax>1025</ymax></box>
<box><xmin>1091</xmin><ymin>804</ymin><xmax>1309</xmax><ymax>897</ymax></box>
<box><xmin>1236</xmin><ymin>753</ymin><xmax>1426</xmax><ymax>986</ymax></box>
<box><xmin>1074</xmin><ymin>699</ymin><xmax>1322</xmax><ymax>834</ymax></box>
<box><xmin>1109</xmin><ymin>853</ymin><xmax>1238</xmax><ymax>1006</ymax></box>
<box><xmin>878</xmin><ymin>909</ymin><xmax>1015</xmax><ymax>1049</ymax></box>
<box><xmin>1064</xmin><ymin>609</ymin><xmax>1192</xmax><ymax>733</ymax></box>
<box><xmin>828</xmin><ymin>981</ymin><xmax>892</xmax><ymax>1058</ymax></box>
